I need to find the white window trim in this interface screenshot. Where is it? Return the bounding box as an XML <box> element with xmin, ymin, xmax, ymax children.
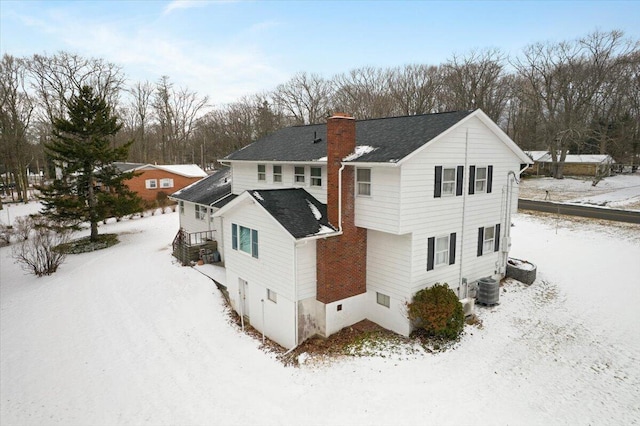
<box><xmin>441</xmin><ymin>167</ymin><xmax>456</xmax><ymax>197</ymax></box>
<box><xmin>482</xmin><ymin>225</ymin><xmax>495</xmax><ymax>255</ymax></box>
<box><xmin>356</xmin><ymin>168</ymin><xmax>371</xmax><ymax>196</ymax></box>
<box><xmin>257</xmin><ymin>164</ymin><xmax>266</xmax><ymax>181</ymax></box>
<box><xmin>475</xmin><ymin>167</ymin><xmax>488</xmax><ymax>194</ymax></box>
<box><xmin>294</xmin><ymin>166</ymin><xmax>306</xmax><ymax>185</ymax></box>
<box><xmin>435</xmin><ymin>234</ymin><xmax>450</xmax><ymax>267</ymax></box>
<box><xmin>310</xmin><ymin>166</ymin><xmax>322</xmax><ymax>187</ymax></box>
<box><xmin>232</xmin><ymin>223</ymin><xmax>259</xmax><ymax>259</ymax></box>
<box><xmin>179</xmin><ymin>201</ymin><xmax>184</xmax><ymax>214</ymax></box>
<box><xmin>160</xmin><ymin>178</ymin><xmax>174</xmax><ymax>188</ymax></box>
<box><xmin>273</xmin><ymin>165</ymin><xmax>282</xmax><ymax>183</ymax></box>
<box><xmin>145</xmin><ymin>178</ymin><xmax>157</xmax><ymax>189</ymax></box>
<box><xmin>195</xmin><ymin>204</ymin><xmax>206</xmax><ymax>220</ymax></box>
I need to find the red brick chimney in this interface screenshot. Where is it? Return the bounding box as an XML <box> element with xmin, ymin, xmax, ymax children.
<box><xmin>316</xmin><ymin>113</ymin><xmax>367</xmax><ymax>304</ymax></box>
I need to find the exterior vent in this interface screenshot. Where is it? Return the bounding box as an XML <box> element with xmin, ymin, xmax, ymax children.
<box><xmin>477</xmin><ymin>277</ymin><xmax>499</xmax><ymax>306</ymax></box>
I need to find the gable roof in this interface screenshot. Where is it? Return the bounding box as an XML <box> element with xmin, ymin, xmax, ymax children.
<box><xmin>215</xmin><ymin>188</ymin><xmax>337</xmax><ymax>239</ymax></box>
<box><xmin>170</xmin><ymin>168</ymin><xmax>231</xmax><ymax>206</ymax></box>
<box><xmin>224</xmin><ymin>110</ymin><xmax>475</xmax><ymax>164</ymax></box>
<box><xmin>248</xmin><ymin>189</ymin><xmax>336</xmax><ymax>239</ymax></box>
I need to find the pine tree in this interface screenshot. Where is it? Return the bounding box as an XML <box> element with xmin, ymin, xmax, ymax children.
<box><xmin>39</xmin><ymin>86</ymin><xmax>141</xmax><ymax>241</ymax></box>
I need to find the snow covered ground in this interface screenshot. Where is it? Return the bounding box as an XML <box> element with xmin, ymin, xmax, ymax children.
<box><xmin>1</xmin><ymin>202</ymin><xmax>639</xmax><ymax>425</ymax></box>
<box><xmin>519</xmin><ymin>173</ymin><xmax>640</xmax><ymax>210</ymax></box>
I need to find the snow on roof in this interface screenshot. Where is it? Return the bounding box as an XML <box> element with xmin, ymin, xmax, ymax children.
<box><xmin>529</xmin><ymin>152</ymin><xmax>615</xmax><ymax>164</ymax></box>
<box><xmin>343</xmin><ymin>146</ymin><xmax>377</xmax><ymax>161</ymax></box>
<box><xmin>153</xmin><ymin>164</ymin><xmax>208</xmax><ymax>177</ymax></box>
<box><xmin>525</xmin><ymin>151</ymin><xmax>550</xmax><ymax>162</ymax></box>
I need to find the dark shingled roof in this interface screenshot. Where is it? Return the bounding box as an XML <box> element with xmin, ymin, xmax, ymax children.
<box><xmin>114</xmin><ymin>162</ymin><xmax>145</xmax><ymax>172</ymax></box>
<box><xmin>224</xmin><ymin>110</ymin><xmax>474</xmax><ymax>163</ymax></box>
<box><xmin>170</xmin><ymin>167</ymin><xmax>231</xmax><ymax>206</ymax></box>
<box><xmin>248</xmin><ymin>188</ymin><xmax>336</xmax><ymax>239</ymax></box>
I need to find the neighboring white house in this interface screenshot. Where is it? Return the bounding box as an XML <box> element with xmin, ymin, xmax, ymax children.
<box><xmin>180</xmin><ymin>110</ymin><xmax>532</xmax><ymax>349</ymax></box>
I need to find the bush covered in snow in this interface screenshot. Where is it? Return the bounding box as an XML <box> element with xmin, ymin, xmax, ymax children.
<box><xmin>408</xmin><ymin>283</ymin><xmax>464</xmax><ymax>340</ymax></box>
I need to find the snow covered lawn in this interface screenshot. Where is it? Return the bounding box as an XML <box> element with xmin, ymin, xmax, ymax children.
<box><xmin>1</xmin><ymin>206</ymin><xmax>639</xmax><ymax>425</ymax></box>
<box><xmin>519</xmin><ymin>173</ymin><xmax>640</xmax><ymax>210</ymax></box>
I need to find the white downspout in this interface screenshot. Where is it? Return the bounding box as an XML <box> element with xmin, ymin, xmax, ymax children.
<box><xmin>337</xmin><ymin>163</ymin><xmax>346</xmax><ymax>232</ymax></box>
<box><xmin>458</xmin><ymin>128</ymin><xmax>469</xmax><ymax>297</ymax></box>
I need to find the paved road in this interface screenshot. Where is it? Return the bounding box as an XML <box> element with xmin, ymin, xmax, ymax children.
<box><xmin>518</xmin><ymin>199</ymin><xmax>640</xmax><ymax>224</ymax></box>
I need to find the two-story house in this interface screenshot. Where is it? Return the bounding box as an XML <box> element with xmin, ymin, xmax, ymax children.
<box><xmin>183</xmin><ymin>110</ymin><xmax>531</xmax><ymax>349</ymax></box>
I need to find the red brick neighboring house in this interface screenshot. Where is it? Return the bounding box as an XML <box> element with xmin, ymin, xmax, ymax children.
<box><xmin>115</xmin><ymin>163</ymin><xmax>207</xmax><ymax>202</ymax></box>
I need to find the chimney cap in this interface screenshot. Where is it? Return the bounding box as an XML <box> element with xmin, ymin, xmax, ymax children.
<box><xmin>329</xmin><ymin>112</ymin><xmax>354</xmax><ymax>120</ymax></box>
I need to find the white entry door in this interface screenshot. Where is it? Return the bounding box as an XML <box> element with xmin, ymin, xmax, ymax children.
<box><xmin>239</xmin><ymin>278</ymin><xmax>250</xmax><ymax>320</ymax></box>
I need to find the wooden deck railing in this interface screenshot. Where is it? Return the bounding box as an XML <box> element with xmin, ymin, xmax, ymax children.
<box><xmin>172</xmin><ymin>229</ymin><xmax>218</xmax><ymax>265</ymax></box>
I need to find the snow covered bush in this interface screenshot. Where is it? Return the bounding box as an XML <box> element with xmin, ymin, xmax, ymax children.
<box><xmin>408</xmin><ymin>283</ymin><xmax>464</xmax><ymax>340</ymax></box>
<box><xmin>12</xmin><ymin>218</ymin><xmax>71</xmax><ymax>277</ymax></box>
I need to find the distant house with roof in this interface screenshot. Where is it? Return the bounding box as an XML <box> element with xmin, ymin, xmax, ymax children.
<box><xmin>524</xmin><ymin>151</ymin><xmax>615</xmax><ymax>177</ymax></box>
<box><xmin>115</xmin><ymin>163</ymin><xmax>207</xmax><ymax>202</ymax></box>
<box><xmin>173</xmin><ymin>110</ymin><xmax>532</xmax><ymax>349</ymax></box>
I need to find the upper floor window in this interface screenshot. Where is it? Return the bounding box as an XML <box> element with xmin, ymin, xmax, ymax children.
<box><xmin>434</xmin><ymin>166</ymin><xmax>463</xmax><ymax>198</ymax></box>
<box><xmin>477</xmin><ymin>224</ymin><xmax>500</xmax><ymax>256</ymax></box>
<box><xmin>310</xmin><ymin>167</ymin><xmax>322</xmax><ymax>187</ymax></box>
<box><xmin>273</xmin><ymin>165</ymin><xmax>282</xmax><ymax>183</ymax></box>
<box><xmin>257</xmin><ymin>164</ymin><xmax>266</xmax><ymax>181</ymax></box>
<box><xmin>160</xmin><ymin>178</ymin><xmax>174</xmax><ymax>188</ymax></box>
<box><xmin>294</xmin><ymin>166</ymin><xmax>305</xmax><ymax>184</ymax></box>
<box><xmin>179</xmin><ymin>201</ymin><xmax>184</xmax><ymax>214</ymax></box>
<box><xmin>356</xmin><ymin>168</ymin><xmax>371</xmax><ymax>196</ymax></box>
<box><xmin>195</xmin><ymin>204</ymin><xmax>206</xmax><ymax>220</ymax></box>
<box><xmin>469</xmin><ymin>165</ymin><xmax>493</xmax><ymax>195</ymax></box>
<box><xmin>145</xmin><ymin>179</ymin><xmax>157</xmax><ymax>189</ymax></box>
<box><xmin>232</xmin><ymin>223</ymin><xmax>259</xmax><ymax>258</ymax></box>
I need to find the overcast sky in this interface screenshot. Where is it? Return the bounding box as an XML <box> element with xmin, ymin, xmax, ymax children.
<box><xmin>2</xmin><ymin>0</ymin><xmax>639</xmax><ymax>106</ymax></box>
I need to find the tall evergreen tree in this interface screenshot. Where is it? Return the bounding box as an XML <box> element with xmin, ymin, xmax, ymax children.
<box><xmin>39</xmin><ymin>85</ymin><xmax>141</xmax><ymax>241</ymax></box>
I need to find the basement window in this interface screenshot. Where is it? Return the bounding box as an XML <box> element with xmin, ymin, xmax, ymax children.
<box><xmin>267</xmin><ymin>289</ymin><xmax>277</xmax><ymax>303</ymax></box>
<box><xmin>376</xmin><ymin>292</ymin><xmax>390</xmax><ymax>308</ymax></box>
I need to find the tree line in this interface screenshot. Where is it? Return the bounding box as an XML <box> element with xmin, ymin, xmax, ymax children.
<box><xmin>1</xmin><ymin>29</ymin><xmax>639</xmax><ymax>201</ymax></box>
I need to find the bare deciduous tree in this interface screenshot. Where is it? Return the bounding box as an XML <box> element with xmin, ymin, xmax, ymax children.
<box><xmin>12</xmin><ymin>216</ymin><xmax>71</xmax><ymax>277</ymax></box>
<box><xmin>272</xmin><ymin>72</ymin><xmax>331</xmax><ymax>125</ymax></box>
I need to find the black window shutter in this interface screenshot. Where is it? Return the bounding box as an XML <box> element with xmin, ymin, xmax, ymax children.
<box><xmin>456</xmin><ymin>166</ymin><xmax>464</xmax><ymax>196</ymax></box>
<box><xmin>487</xmin><ymin>165</ymin><xmax>493</xmax><ymax>193</ymax></box>
<box><xmin>434</xmin><ymin>166</ymin><xmax>442</xmax><ymax>198</ymax></box>
<box><xmin>469</xmin><ymin>165</ymin><xmax>476</xmax><ymax>195</ymax></box>
<box><xmin>449</xmin><ymin>232</ymin><xmax>456</xmax><ymax>265</ymax></box>
<box><xmin>477</xmin><ymin>227</ymin><xmax>484</xmax><ymax>256</ymax></box>
<box><xmin>427</xmin><ymin>237</ymin><xmax>435</xmax><ymax>271</ymax></box>
<box><xmin>494</xmin><ymin>224</ymin><xmax>501</xmax><ymax>252</ymax></box>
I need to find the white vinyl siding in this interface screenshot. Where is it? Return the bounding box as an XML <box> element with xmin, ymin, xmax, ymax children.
<box><xmin>230</xmin><ymin>162</ymin><xmax>327</xmax><ymax>203</ymax></box>
<box><xmin>354</xmin><ymin>166</ymin><xmax>401</xmax><ymax>233</ymax></box>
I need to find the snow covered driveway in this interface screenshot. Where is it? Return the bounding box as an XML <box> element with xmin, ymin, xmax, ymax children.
<box><xmin>1</xmin><ymin>208</ymin><xmax>639</xmax><ymax>425</ymax></box>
